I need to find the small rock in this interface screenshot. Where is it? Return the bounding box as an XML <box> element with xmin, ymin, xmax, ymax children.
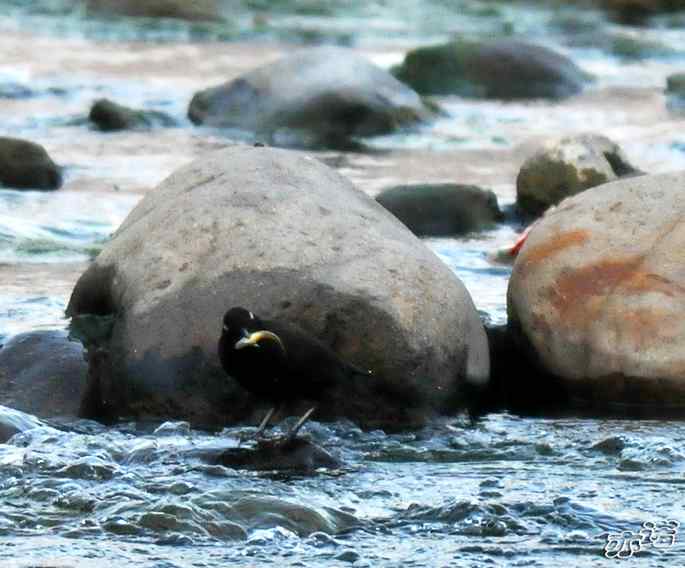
<box><xmin>591</xmin><ymin>436</ymin><xmax>626</xmax><ymax>455</ymax></box>
<box><xmin>608</xmin><ymin>33</ymin><xmax>676</xmax><ymax>60</ymax></box>
<box><xmin>0</xmin><ymin>137</ymin><xmax>62</xmax><ymax>190</ymax></box>
<box><xmin>666</xmin><ymin>72</ymin><xmax>685</xmax><ymax>97</ymax></box>
<box><xmin>516</xmin><ymin>133</ymin><xmax>640</xmax><ymax>217</ymax></box>
<box><xmin>188</xmin><ymin>46</ymin><xmax>431</xmax><ymax>147</ymax></box>
<box><xmin>335</xmin><ymin>549</ymin><xmax>360</xmax><ymax>563</ymax></box>
<box><xmin>84</xmin><ymin>0</ymin><xmax>224</xmax><ymax>22</ymax></box>
<box><xmin>598</xmin><ymin>0</ymin><xmax>682</xmax><ymax>26</ymax></box>
<box><xmin>666</xmin><ymin>72</ymin><xmax>685</xmax><ymax>113</ymax></box>
<box><xmin>376</xmin><ymin>183</ymin><xmax>502</xmax><ymax>237</ymax></box>
<box><xmin>392</xmin><ymin>39</ymin><xmax>591</xmax><ymax>99</ymax></box>
<box><xmin>0</xmin><ymin>330</ymin><xmax>87</xmax><ymax>419</ymax></box>
<box><xmin>215</xmin><ymin>436</ymin><xmax>342</xmax><ymax>472</ymax></box>
<box><xmin>89</xmin><ymin>98</ymin><xmax>176</xmax><ymax>131</ymax></box>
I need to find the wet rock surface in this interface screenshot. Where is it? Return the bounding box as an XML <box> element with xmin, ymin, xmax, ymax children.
<box><xmin>0</xmin><ymin>330</ymin><xmax>87</xmax><ymax>420</ymax></box>
<box><xmin>67</xmin><ymin>146</ymin><xmax>489</xmax><ymax>428</ymax></box>
<box><xmin>508</xmin><ymin>170</ymin><xmax>685</xmax><ymax>408</ymax></box>
<box><xmin>376</xmin><ymin>183</ymin><xmax>502</xmax><ymax>237</ymax></box>
<box><xmin>188</xmin><ymin>47</ymin><xmax>431</xmax><ymax>147</ymax></box>
<box><xmin>89</xmin><ymin>98</ymin><xmax>176</xmax><ymax>131</ymax></box>
<box><xmin>392</xmin><ymin>39</ymin><xmax>591</xmax><ymax>99</ymax></box>
<box><xmin>516</xmin><ymin>133</ymin><xmax>641</xmax><ymax>217</ymax></box>
<box><xmin>212</xmin><ymin>437</ymin><xmax>342</xmax><ymax>472</ymax></box>
<box><xmin>0</xmin><ymin>137</ymin><xmax>62</xmax><ymax>190</ymax></box>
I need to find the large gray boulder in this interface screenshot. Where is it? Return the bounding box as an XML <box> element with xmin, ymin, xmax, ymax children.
<box><xmin>188</xmin><ymin>47</ymin><xmax>431</xmax><ymax>147</ymax></box>
<box><xmin>508</xmin><ymin>170</ymin><xmax>685</xmax><ymax>409</ymax></box>
<box><xmin>67</xmin><ymin>146</ymin><xmax>489</xmax><ymax>429</ymax></box>
<box><xmin>516</xmin><ymin>133</ymin><xmax>640</xmax><ymax>217</ymax></box>
<box><xmin>392</xmin><ymin>39</ymin><xmax>591</xmax><ymax>99</ymax></box>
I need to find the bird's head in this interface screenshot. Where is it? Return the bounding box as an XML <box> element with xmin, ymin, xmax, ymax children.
<box><xmin>221</xmin><ymin>307</ymin><xmax>286</xmax><ymax>355</ymax></box>
<box><xmin>222</xmin><ymin>306</ymin><xmax>257</xmax><ymax>335</ymax></box>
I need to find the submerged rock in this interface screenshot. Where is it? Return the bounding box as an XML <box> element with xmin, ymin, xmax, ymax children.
<box><xmin>84</xmin><ymin>0</ymin><xmax>224</xmax><ymax>22</ymax></box>
<box><xmin>516</xmin><ymin>133</ymin><xmax>640</xmax><ymax>217</ymax></box>
<box><xmin>0</xmin><ymin>330</ymin><xmax>87</xmax><ymax>419</ymax></box>
<box><xmin>67</xmin><ymin>146</ymin><xmax>489</xmax><ymax>429</ymax></box>
<box><xmin>508</xmin><ymin>171</ymin><xmax>685</xmax><ymax>410</ymax></box>
<box><xmin>188</xmin><ymin>46</ymin><xmax>431</xmax><ymax>147</ymax></box>
<box><xmin>89</xmin><ymin>98</ymin><xmax>176</xmax><ymax>131</ymax></box>
<box><xmin>376</xmin><ymin>183</ymin><xmax>502</xmax><ymax>237</ymax></box>
<box><xmin>0</xmin><ymin>137</ymin><xmax>62</xmax><ymax>190</ymax></box>
<box><xmin>392</xmin><ymin>39</ymin><xmax>591</xmax><ymax>99</ymax></box>
<box><xmin>214</xmin><ymin>437</ymin><xmax>342</xmax><ymax>472</ymax></box>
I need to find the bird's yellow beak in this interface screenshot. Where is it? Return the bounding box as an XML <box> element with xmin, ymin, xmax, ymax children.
<box><xmin>234</xmin><ymin>330</ymin><xmax>286</xmax><ymax>354</ymax></box>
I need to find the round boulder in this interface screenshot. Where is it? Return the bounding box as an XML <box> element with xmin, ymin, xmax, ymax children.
<box><xmin>376</xmin><ymin>183</ymin><xmax>502</xmax><ymax>237</ymax></box>
<box><xmin>188</xmin><ymin>47</ymin><xmax>431</xmax><ymax>147</ymax></box>
<box><xmin>508</xmin><ymin>170</ymin><xmax>685</xmax><ymax>409</ymax></box>
<box><xmin>0</xmin><ymin>330</ymin><xmax>88</xmax><ymax>419</ymax></box>
<box><xmin>392</xmin><ymin>39</ymin><xmax>591</xmax><ymax>99</ymax></box>
<box><xmin>84</xmin><ymin>0</ymin><xmax>223</xmax><ymax>22</ymax></box>
<box><xmin>516</xmin><ymin>133</ymin><xmax>640</xmax><ymax>217</ymax></box>
<box><xmin>0</xmin><ymin>137</ymin><xmax>62</xmax><ymax>190</ymax></box>
<box><xmin>67</xmin><ymin>146</ymin><xmax>489</xmax><ymax>429</ymax></box>
<box><xmin>89</xmin><ymin>99</ymin><xmax>176</xmax><ymax>131</ymax></box>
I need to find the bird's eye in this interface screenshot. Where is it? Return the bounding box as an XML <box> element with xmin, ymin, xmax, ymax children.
<box><xmin>223</xmin><ymin>324</ymin><xmax>229</xmax><ymax>331</ymax></box>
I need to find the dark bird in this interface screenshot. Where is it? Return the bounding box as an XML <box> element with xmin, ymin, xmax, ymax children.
<box><xmin>218</xmin><ymin>306</ymin><xmax>372</xmax><ymax>440</ymax></box>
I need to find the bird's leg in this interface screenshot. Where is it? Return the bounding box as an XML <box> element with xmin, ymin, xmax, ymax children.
<box><xmin>238</xmin><ymin>405</ymin><xmax>278</xmax><ymax>447</ymax></box>
<box><xmin>254</xmin><ymin>406</ymin><xmax>277</xmax><ymax>438</ymax></box>
<box><xmin>285</xmin><ymin>406</ymin><xmax>317</xmax><ymax>441</ymax></box>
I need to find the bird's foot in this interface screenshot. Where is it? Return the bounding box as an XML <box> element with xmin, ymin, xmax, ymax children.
<box><xmin>283</xmin><ymin>406</ymin><xmax>317</xmax><ymax>443</ymax></box>
<box><xmin>237</xmin><ymin>429</ymin><xmax>272</xmax><ymax>448</ymax></box>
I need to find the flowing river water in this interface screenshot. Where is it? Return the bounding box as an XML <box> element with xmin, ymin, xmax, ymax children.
<box><xmin>0</xmin><ymin>1</ymin><xmax>684</xmax><ymax>566</ymax></box>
